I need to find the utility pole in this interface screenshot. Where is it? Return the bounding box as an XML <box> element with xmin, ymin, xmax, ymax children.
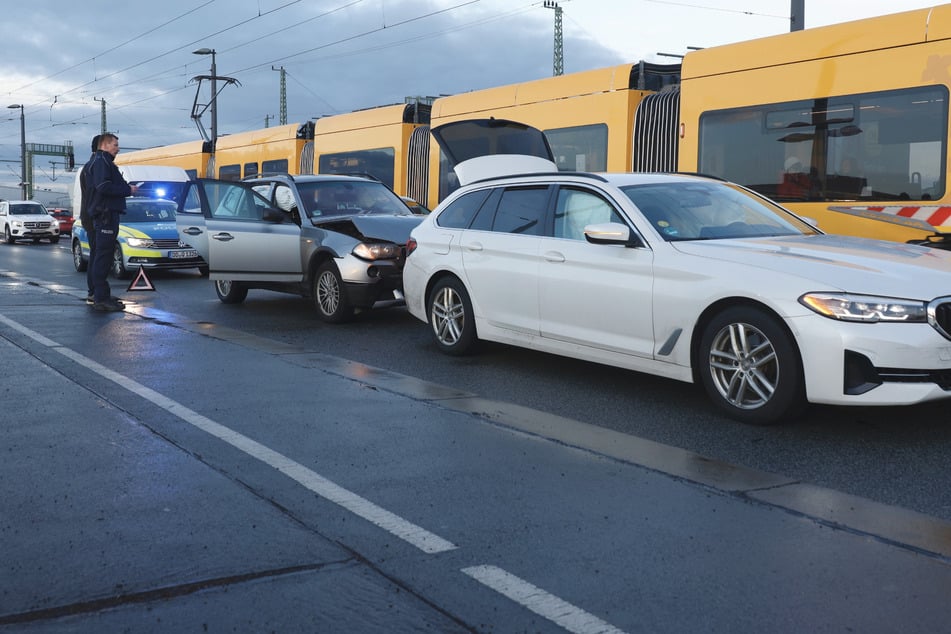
<box><xmin>6</xmin><ymin>104</ymin><xmax>27</xmax><ymax>199</ymax></box>
<box><xmin>191</xmin><ymin>48</ymin><xmax>239</xmax><ymax>149</ymax></box>
<box><xmin>264</xmin><ymin>114</ymin><xmax>273</xmax><ymax>128</ymax></box>
<box><xmin>94</xmin><ymin>97</ymin><xmax>107</xmax><ymax>134</ymax></box>
<box><xmin>193</xmin><ymin>48</ymin><xmax>219</xmax><ymax>146</ymax></box>
<box><xmin>543</xmin><ymin>1</ymin><xmax>564</xmax><ymax>76</ymax></box>
<box><xmin>790</xmin><ymin>0</ymin><xmax>804</xmax><ymax>31</ymax></box>
<box><xmin>272</xmin><ymin>66</ymin><xmax>287</xmax><ymax>125</ymax></box>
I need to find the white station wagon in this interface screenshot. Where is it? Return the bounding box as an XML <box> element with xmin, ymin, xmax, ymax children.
<box><xmin>403</xmin><ymin>120</ymin><xmax>951</xmax><ymax>425</ymax></box>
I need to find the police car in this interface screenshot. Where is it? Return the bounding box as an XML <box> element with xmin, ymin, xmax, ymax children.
<box><xmin>72</xmin><ymin>196</ymin><xmax>207</xmax><ymax>278</ymax></box>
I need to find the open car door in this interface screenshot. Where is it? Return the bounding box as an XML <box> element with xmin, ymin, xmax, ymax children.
<box><xmin>176</xmin><ymin>179</ymin><xmax>302</xmax><ymax>280</ymax></box>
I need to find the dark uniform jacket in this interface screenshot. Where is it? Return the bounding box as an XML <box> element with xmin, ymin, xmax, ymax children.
<box><xmin>80</xmin><ymin>150</ymin><xmax>132</xmax><ymax>225</ymax></box>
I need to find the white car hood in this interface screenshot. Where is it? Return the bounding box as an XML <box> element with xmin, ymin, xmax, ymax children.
<box><xmin>672</xmin><ymin>234</ymin><xmax>951</xmax><ymax>298</ymax></box>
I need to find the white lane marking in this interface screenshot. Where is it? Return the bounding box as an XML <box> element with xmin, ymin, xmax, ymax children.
<box><xmin>462</xmin><ymin>565</ymin><xmax>628</xmax><ymax>634</ymax></box>
<box><xmin>0</xmin><ymin>313</ymin><xmax>457</xmax><ymax>555</ymax></box>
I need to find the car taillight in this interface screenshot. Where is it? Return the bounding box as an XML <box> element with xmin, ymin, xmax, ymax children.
<box><xmin>406</xmin><ymin>237</ymin><xmax>418</xmax><ymax>256</ymax></box>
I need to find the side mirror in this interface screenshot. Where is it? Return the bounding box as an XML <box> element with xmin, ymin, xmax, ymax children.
<box><xmin>262</xmin><ymin>207</ymin><xmax>286</xmax><ymax>223</ymax></box>
<box><xmin>584</xmin><ymin>222</ymin><xmax>640</xmax><ymax>247</ymax></box>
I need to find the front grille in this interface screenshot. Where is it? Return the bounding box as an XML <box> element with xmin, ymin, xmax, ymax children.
<box><xmin>24</xmin><ymin>221</ymin><xmax>51</xmax><ymax>229</ymax></box>
<box><xmin>152</xmin><ymin>239</ymin><xmax>186</xmax><ymax>249</ymax></box>
<box><xmin>878</xmin><ymin>367</ymin><xmax>951</xmax><ymax>391</ymax></box>
<box><xmin>931</xmin><ymin>297</ymin><xmax>951</xmax><ymax>340</ymax></box>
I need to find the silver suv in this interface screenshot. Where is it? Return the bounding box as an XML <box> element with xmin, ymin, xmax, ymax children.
<box><xmin>0</xmin><ymin>200</ymin><xmax>60</xmax><ymax>244</ymax></box>
<box><xmin>177</xmin><ymin>174</ymin><xmax>424</xmax><ymax>322</ymax></box>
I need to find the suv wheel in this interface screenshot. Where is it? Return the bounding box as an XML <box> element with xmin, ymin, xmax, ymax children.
<box><xmin>215</xmin><ymin>280</ymin><xmax>248</xmax><ymax>304</ymax></box>
<box><xmin>313</xmin><ymin>261</ymin><xmax>354</xmax><ymax>323</ymax></box>
<box><xmin>4</xmin><ymin>225</ymin><xmax>15</xmax><ymax>244</ymax></box>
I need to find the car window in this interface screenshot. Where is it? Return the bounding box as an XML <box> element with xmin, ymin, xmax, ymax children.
<box><xmin>552</xmin><ymin>187</ymin><xmax>624</xmax><ymax>240</ymax></box>
<box><xmin>10</xmin><ymin>203</ymin><xmax>46</xmax><ymax>215</ymax></box>
<box><xmin>622</xmin><ymin>181</ymin><xmax>814</xmax><ymax>241</ymax></box>
<box><xmin>180</xmin><ymin>184</ymin><xmax>203</xmax><ymax>215</ymax></box>
<box><xmin>490</xmin><ymin>186</ymin><xmax>549</xmax><ymax>235</ymax></box>
<box><xmin>304</xmin><ymin>181</ymin><xmax>409</xmax><ymax>218</ymax></box>
<box><xmin>124</xmin><ymin>201</ymin><xmax>177</xmax><ymax>222</ymax></box>
<box><xmin>211</xmin><ymin>184</ymin><xmax>271</xmax><ymax>220</ymax></box>
<box><xmin>436</xmin><ymin>189</ymin><xmax>492</xmax><ymax>229</ymax></box>
<box><xmin>251</xmin><ymin>184</ymin><xmax>272</xmax><ymax>199</ymax></box>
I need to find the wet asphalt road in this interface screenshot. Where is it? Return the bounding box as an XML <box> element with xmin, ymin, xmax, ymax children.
<box><xmin>13</xmin><ymin>239</ymin><xmax>951</xmax><ymax>524</ymax></box>
<box><xmin>5</xmin><ymin>240</ymin><xmax>951</xmax><ymax>632</ymax></box>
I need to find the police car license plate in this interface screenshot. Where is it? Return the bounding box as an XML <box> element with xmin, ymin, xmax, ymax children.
<box><xmin>169</xmin><ymin>249</ymin><xmax>198</xmax><ymax>259</ymax></box>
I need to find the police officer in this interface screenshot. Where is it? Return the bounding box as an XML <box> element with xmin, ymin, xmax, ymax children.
<box><xmin>78</xmin><ymin>134</ymin><xmax>101</xmax><ymax>305</ymax></box>
<box><xmin>85</xmin><ymin>133</ymin><xmax>138</xmax><ymax>312</ymax></box>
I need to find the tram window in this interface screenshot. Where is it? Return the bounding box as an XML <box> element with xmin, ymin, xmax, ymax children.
<box><xmin>544</xmin><ymin>124</ymin><xmax>608</xmax><ymax>172</ymax></box>
<box><xmin>698</xmin><ymin>85</ymin><xmax>948</xmax><ymax>203</ymax></box>
<box><xmin>262</xmin><ymin>159</ymin><xmax>288</xmax><ymax>174</ymax></box>
<box><xmin>244</xmin><ymin>162</ymin><xmax>258</xmax><ymax>178</ymax></box>
<box><xmin>318</xmin><ymin>148</ymin><xmax>396</xmax><ymax>189</ymax></box>
<box><xmin>219</xmin><ymin>164</ymin><xmax>241</xmax><ymax>181</ymax></box>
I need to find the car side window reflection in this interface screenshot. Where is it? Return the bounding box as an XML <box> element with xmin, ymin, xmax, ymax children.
<box><xmin>553</xmin><ymin>188</ymin><xmax>623</xmax><ymax>240</ymax></box>
<box><xmin>490</xmin><ymin>186</ymin><xmax>549</xmax><ymax>235</ymax></box>
<box><xmin>211</xmin><ymin>183</ymin><xmax>271</xmax><ymax>220</ymax></box>
<box><xmin>181</xmin><ymin>185</ymin><xmax>203</xmax><ymax>215</ymax></box>
<box><xmin>435</xmin><ymin>189</ymin><xmax>492</xmax><ymax>229</ymax></box>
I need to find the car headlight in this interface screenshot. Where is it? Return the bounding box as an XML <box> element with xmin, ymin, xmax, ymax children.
<box><xmin>126</xmin><ymin>237</ymin><xmax>154</xmax><ymax>248</ymax></box>
<box><xmin>10</xmin><ymin>220</ymin><xmax>23</xmax><ymax>228</ymax></box>
<box><xmin>352</xmin><ymin>242</ymin><xmax>400</xmax><ymax>260</ymax></box>
<box><xmin>799</xmin><ymin>292</ymin><xmax>927</xmax><ymax>323</ymax></box>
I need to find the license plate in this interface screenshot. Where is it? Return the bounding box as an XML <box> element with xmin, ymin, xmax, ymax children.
<box><xmin>169</xmin><ymin>250</ymin><xmax>198</xmax><ymax>259</ymax></box>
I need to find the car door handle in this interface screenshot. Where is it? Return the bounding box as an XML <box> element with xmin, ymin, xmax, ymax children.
<box><xmin>543</xmin><ymin>251</ymin><xmax>566</xmax><ymax>263</ymax></box>
<box><xmin>181</xmin><ymin>227</ymin><xmax>203</xmax><ymax>236</ymax></box>
<box><xmin>464</xmin><ymin>242</ymin><xmax>483</xmax><ymax>252</ymax></box>
<box><xmin>212</xmin><ymin>233</ymin><xmax>235</xmax><ymax>242</ymax></box>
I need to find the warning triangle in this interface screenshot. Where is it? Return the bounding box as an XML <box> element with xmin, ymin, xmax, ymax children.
<box><xmin>127</xmin><ymin>265</ymin><xmax>156</xmax><ymax>292</ymax></box>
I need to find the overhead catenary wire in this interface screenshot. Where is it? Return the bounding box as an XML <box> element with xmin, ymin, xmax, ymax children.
<box><xmin>5</xmin><ymin>0</ymin><xmax>514</xmax><ymax>139</ymax></box>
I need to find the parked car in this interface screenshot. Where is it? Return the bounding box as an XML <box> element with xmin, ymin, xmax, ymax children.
<box><xmin>176</xmin><ymin>174</ymin><xmax>424</xmax><ymax>322</ymax></box>
<box><xmin>48</xmin><ymin>208</ymin><xmax>75</xmax><ymax>234</ymax></box>
<box><xmin>72</xmin><ymin>197</ymin><xmax>207</xmax><ymax>278</ymax></box>
<box><xmin>400</xmin><ymin>196</ymin><xmax>431</xmax><ymax>215</ymax></box>
<box><xmin>403</xmin><ymin>119</ymin><xmax>951</xmax><ymax>425</ymax></box>
<box><xmin>0</xmin><ymin>200</ymin><xmax>60</xmax><ymax>244</ymax></box>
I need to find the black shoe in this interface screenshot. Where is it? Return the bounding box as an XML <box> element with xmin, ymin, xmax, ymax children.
<box><xmin>87</xmin><ymin>295</ymin><xmax>125</xmax><ymax>308</ymax></box>
<box><xmin>92</xmin><ymin>300</ymin><xmax>124</xmax><ymax>312</ymax></box>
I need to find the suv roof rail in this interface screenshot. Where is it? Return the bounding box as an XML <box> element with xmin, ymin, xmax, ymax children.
<box><xmin>468</xmin><ymin>170</ymin><xmax>609</xmax><ymax>187</ymax></box>
<box><xmin>673</xmin><ymin>171</ymin><xmax>726</xmax><ymax>181</ymax></box>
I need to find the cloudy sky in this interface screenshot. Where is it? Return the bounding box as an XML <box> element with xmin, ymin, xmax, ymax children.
<box><xmin>0</xmin><ymin>0</ymin><xmax>941</xmax><ymax>205</ymax></box>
